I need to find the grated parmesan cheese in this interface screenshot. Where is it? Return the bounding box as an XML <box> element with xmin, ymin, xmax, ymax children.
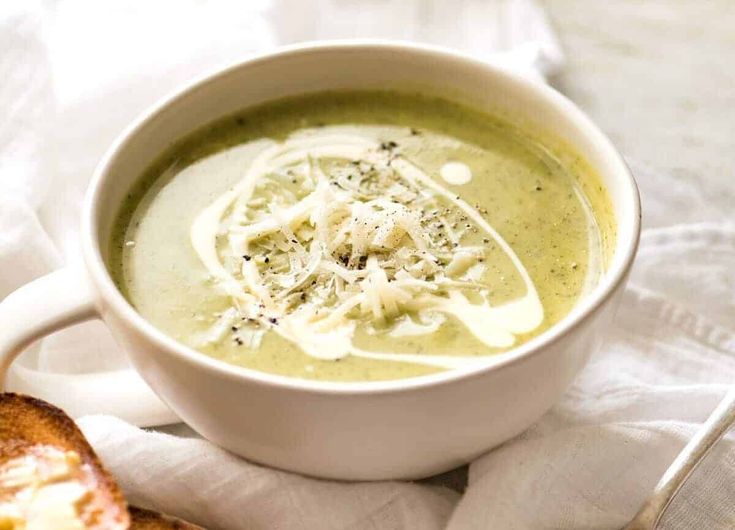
<box><xmin>189</xmin><ymin>133</ymin><xmax>545</xmax><ymax>369</ymax></box>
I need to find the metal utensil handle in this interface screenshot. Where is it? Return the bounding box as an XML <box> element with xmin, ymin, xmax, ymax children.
<box><xmin>624</xmin><ymin>386</ymin><xmax>735</xmax><ymax>530</ymax></box>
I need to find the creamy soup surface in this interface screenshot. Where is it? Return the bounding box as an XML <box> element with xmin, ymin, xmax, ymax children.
<box><xmin>109</xmin><ymin>91</ymin><xmax>615</xmax><ymax>382</ymax></box>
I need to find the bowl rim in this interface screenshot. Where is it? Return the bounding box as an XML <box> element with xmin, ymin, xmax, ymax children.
<box><xmin>82</xmin><ymin>39</ymin><xmax>641</xmax><ymax>396</ymax></box>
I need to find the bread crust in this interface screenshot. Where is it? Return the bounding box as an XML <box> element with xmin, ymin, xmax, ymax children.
<box><xmin>1</xmin><ymin>393</ymin><xmax>205</xmax><ymax>530</ymax></box>
<box><xmin>0</xmin><ymin>392</ymin><xmax>130</xmax><ymax>529</ymax></box>
<box><xmin>130</xmin><ymin>506</ymin><xmax>204</xmax><ymax>530</ymax></box>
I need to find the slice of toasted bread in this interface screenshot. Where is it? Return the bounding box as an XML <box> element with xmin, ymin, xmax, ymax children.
<box><xmin>130</xmin><ymin>506</ymin><xmax>203</xmax><ymax>529</ymax></box>
<box><xmin>0</xmin><ymin>392</ymin><xmax>130</xmax><ymax>529</ymax></box>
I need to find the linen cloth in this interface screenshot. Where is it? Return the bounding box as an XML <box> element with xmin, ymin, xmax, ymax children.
<box><xmin>2</xmin><ymin>1</ymin><xmax>734</xmax><ymax>529</ymax></box>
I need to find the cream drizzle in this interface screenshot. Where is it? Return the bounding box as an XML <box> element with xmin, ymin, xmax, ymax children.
<box><xmin>440</xmin><ymin>161</ymin><xmax>473</xmax><ymax>185</ymax></box>
<box><xmin>190</xmin><ymin>133</ymin><xmax>545</xmax><ymax>370</ymax></box>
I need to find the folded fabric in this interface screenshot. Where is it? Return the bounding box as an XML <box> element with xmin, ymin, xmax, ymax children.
<box><xmin>78</xmin><ymin>222</ymin><xmax>735</xmax><ymax>529</ymax></box>
<box><xmin>447</xmin><ymin>223</ymin><xmax>735</xmax><ymax>529</ymax></box>
<box><xmin>78</xmin><ymin>415</ymin><xmax>460</xmax><ymax>530</ymax></box>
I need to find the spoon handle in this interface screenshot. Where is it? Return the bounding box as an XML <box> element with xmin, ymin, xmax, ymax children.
<box><xmin>624</xmin><ymin>387</ymin><xmax>735</xmax><ymax>530</ymax></box>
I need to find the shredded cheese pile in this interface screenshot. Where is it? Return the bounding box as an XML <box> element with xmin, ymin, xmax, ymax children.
<box><xmin>190</xmin><ymin>132</ymin><xmax>544</xmax><ymax>369</ymax></box>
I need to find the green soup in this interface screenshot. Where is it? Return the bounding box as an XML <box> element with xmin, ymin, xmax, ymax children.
<box><xmin>109</xmin><ymin>91</ymin><xmax>615</xmax><ymax>382</ymax></box>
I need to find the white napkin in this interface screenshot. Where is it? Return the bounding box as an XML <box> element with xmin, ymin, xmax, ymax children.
<box><xmin>448</xmin><ymin>221</ymin><xmax>735</xmax><ymax>529</ymax></box>
<box><xmin>77</xmin><ymin>416</ymin><xmax>460</xmax><ymax>530</ymax></box>
<box><xmin>3</xmin><ymin>1</ymin><xmax>735</xmax><ymax>529</ymax></box>
<box><xmin>78</xmin><ymin>214</ymin><xmax>735</xmax><ymax>529</ymax></box>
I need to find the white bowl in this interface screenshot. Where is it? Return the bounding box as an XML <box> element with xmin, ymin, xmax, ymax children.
<box><xmin>0</xmin><ymin>41</ymin><xmax>640</xmax><ymax>480</ymax></box>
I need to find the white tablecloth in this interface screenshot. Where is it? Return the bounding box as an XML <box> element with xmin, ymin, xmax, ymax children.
<box><xmin>2</xmin><ymin>1</ymin><xmax>733</xmax><ymax>528</ymax></box>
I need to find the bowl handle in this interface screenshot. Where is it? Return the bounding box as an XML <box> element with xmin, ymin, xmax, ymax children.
<box><xmin>0</xmin><ymin>267</ymin><xmax>179</xmax><ymax>426</ymax></box>
<box><xmin>0</xmin><ymin>267</ymin><xmax>98</xmax><ymax>386</ymax></box>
